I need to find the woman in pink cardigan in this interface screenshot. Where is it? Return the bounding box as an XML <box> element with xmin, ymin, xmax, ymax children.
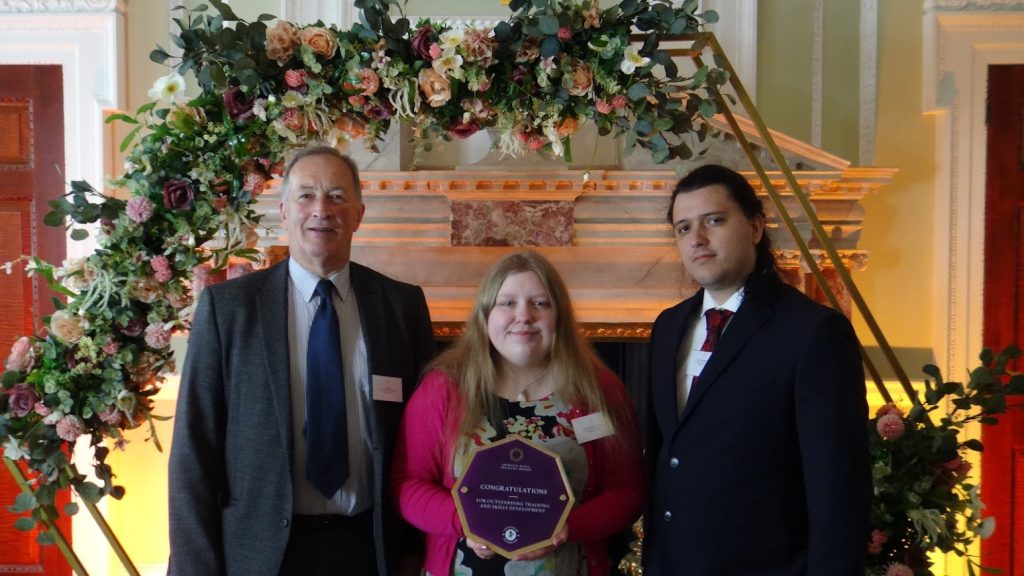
<box><xmin>391</xmin><ymin>251</ymin><xmax>645</xmax><ymax>576</ymax></box>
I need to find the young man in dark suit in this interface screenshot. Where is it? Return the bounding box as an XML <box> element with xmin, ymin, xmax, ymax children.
<box><xmin>643</xmin><ymin>164</ymin><xmax>871</xmax><ymax>575</ymax></box>
<box><xmin>168</xmin><ymin>146</ymin><xmax>436</xmax><ymax>575</ymax></box>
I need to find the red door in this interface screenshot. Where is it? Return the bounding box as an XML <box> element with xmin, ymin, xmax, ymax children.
<box><xmin>0</xmin><ymin>65</ymin><xmax>70</xmax><ymax>575</ymax></box>
<box><xmin>981</xmin><ymin>64</ymin><xmax>1024</xmax><ymax>575</ymax></box>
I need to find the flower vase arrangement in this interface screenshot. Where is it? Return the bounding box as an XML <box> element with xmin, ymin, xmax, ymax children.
<box><xmin>866</xmin><ymin>346</ymin><xmax>1024</xmax><ymax>576</ymax></box>
<box><xmin>1</xmin><ymin>0</ymin><xmax>727</xmax><ymax>546</ymax></box>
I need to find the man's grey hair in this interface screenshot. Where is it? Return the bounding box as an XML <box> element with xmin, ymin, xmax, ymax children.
<box><xmin>279</xmin><ymin>145</ymin><xmax>362</xmax><ymax>203</ymax></box>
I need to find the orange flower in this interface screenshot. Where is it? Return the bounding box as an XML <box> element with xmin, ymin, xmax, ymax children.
<box><xmin>336</xmin><ymin>115</ymin><xmax>367</xmax><ymax>139</ymax></box>
<box><xmin>299</xmin><ymin>26</ymin><xmax>337</xmax><ymax>59</ymax></box>
<box><xmin>557</xmin><ymin>116</ymin><xmax>580</xmax><ymax>136</ymax></box>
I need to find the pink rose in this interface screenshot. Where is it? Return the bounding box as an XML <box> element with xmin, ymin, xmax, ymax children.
<box><xmin>6</xmin><ymin>336</ymin><xmax>36</xmax><ymax>372</ymax></box>
<box><xmin>162</xmin><ymin>178</ymin><xmax>195</xmax><ymax>211</ymax></box>
<box><xmin>877</xmin><ymin>413</ymin><xmax>905</xmax><ymax>440</ymax></box>
<box><xmin>595</xmin><ymin>99</ymin><xmax>612</xmax><ymax>114</ymax></box>
<box><xmin>55</xmin><ymin>415</ymin><xmax>86</xmax><ymax>442</ymax></box>
<box><xmin>6</xmin><ymin>383</ymin><xmax>39</xmax><ymax>418</ymax></box>
<box><xmin>101</xmin><ymin>339</ymin><xmax>120</xmax><ymax>356</ymax></box>
<box><xmin>428</xmin><ymin>43</ymin><xmax>442</xmax><ymax>60</ymax></box>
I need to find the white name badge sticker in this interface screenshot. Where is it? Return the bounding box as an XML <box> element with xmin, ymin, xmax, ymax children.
<box><xmin>572</xmin><ymin>412</ymin><xmax>615</xmax><ymax>444</ymax></box>
<box><xmin>685</xmin><ymin>350</ymin><xmax>712</xmax><ymax>378</ymax></box>
<box><xmin>372</xmin><ymin>375</ymin><xmax>403</xmax><ymax>402</ymax></box>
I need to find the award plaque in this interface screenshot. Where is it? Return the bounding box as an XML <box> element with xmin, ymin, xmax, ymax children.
<box><xmin>452</xmin><ymin>436</ymin><xmax>575</xmax><ymax>559</ymax></box>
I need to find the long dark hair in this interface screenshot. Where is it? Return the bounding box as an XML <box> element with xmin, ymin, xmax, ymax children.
<box><xmin>667</xmin><ymin>164</ymin><xmax>779</xmax><ymax>291</ymax></box>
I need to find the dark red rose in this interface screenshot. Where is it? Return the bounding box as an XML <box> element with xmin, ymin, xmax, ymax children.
<box><xmin>222</xmin><ymin>86</ymin><xmax>255</xmax><ymax>122</ymax></box>
<box><xmin>7</xmin><ymin>383</ymin><xmax>39</xmax><ymax>418</ymax></box>
<box><xmin>411</xmin><ymin>24</ymin><xmax>438</xmax><ymax>60</ymax></box>
<box><xmin>162</xmin><ymin>178</ymin><xmax>195</xmax><ymax>211</ymax></box>
<box><xmin>117</xmin><ymin>316</ymin><xmax>146</xmax><ymax>338</ymax></box>
<box><xmin>450</xmin><ymin>120</ymin><xmax>480</xmax><ymax>139</ymax></box>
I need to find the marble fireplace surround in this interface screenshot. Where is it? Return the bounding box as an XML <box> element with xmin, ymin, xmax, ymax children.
<box><xmin>256</xmin><ymin>122</ymin><xmax>897</xmax><ymax>340</ymax></box>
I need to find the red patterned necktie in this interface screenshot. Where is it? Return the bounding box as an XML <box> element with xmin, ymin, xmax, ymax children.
<box><xmin>691</xmin><ymin>308</ymin><xmax>734</xmax><ymax>388</ymax></box>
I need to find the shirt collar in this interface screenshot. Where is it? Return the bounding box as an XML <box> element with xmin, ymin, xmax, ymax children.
<box><xmin>288</xmin><ymin>258</ymin><xmax>352</xmax><ymax>304</ymax></box>
<box><xmin>700</xmin><ymin>286</ymin><xmax>744</xmax><ymax>316</ymax></box>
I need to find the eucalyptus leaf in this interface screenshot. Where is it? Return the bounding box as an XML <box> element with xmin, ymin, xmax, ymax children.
<box><xmin>14</xmin><ymin>517</ymin><xmax>36</xmax><ymax>532</ymax></box>
<box><xmin>37</xmin><ymin>531</ymin><xmax>55</xmax><ymax>545</ymax></box>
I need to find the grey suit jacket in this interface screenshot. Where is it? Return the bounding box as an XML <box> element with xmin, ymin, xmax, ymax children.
<box><xmin>168</xmin><ymin>260</ymin><xmax>436</xmax><ymax>576</ymax></box>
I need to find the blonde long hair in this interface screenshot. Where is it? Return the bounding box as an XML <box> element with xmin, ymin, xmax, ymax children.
<box><xmin>430</xmin><ymin>251</ymin><xmax>622</xmax><ymax>442</ymax></box>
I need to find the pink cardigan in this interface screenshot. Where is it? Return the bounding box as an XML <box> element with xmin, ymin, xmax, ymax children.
<box><xmin>391</xmin><ymin>368</ymin><xmax>646</xmax><ymax>576</ymax></box>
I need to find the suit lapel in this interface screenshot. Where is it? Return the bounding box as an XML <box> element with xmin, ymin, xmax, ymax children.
<box><xmin>677</xmin><ymin>293</ymin><xmax>773</xmax><ymax>425</ymax></box>
<box><xmin>258</xmin><ymin>261</ymin><xmax>294</xmax><ymax>462</ymax></box>
<box><xmin>653</xmin><ymin>296</ymin><xmax>701</xmax><ymax>433</ymax></box>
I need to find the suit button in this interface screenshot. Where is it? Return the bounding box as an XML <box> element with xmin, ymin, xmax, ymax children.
<box><xmin>663</xmin><ymin>511</ymin><xmax>672</xmax><ymax>521</ymax></box>
<box><xmin>280</xmin><ymin>518</ymin><xmax>290</xmax><ymax>528</ymax></box>
<box><xmin>669</xmin><ymin>457</ymin><xmax>679</xmax><ymax>468</ymax></box>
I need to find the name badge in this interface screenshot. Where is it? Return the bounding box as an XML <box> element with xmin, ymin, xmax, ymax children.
<box><xmin>685</xmin><ymin>350</ymin><xmax>712</xmax><ymax>378</ymax></box>
<box><xmin>372</xmin><ymin>375</ymin><xmax>403</xmax><ymax>402</ymax></box>
<box><xmin>572</xmin><ymin>412</ymin><xmax>615</xmax><ymax>444</ymax></box>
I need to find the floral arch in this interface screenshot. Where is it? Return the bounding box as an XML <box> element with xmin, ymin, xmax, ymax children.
<box><xmin>1</xmin><ymin>1</ymin><xmax>1018</xmax><ymax>575</ymax></box>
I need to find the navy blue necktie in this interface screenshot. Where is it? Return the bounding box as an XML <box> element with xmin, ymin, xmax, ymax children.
<box><xmin>305</xmin><ymin>279</ymin><xmax>349</xmax><ymax>498</ymax></box>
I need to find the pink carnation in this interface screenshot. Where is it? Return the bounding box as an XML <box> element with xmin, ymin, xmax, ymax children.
<box><xmin>428</xmin><ymin>43</ymin><xmax>442</xmax><ymax>59</ymax></box>
<box><xmin>885</xmin><ymin>562</ymin><xmax>914</xmax><ymax>576</ymax></box>
<box><xmin>150</xmin><ymin>255</ymin><xmax>173</xmax><ymax>283</ymax></box>
<box><xmin>98</xmin><ymin>406</ymin><xmax>124</xmax><ymax>426</ymax></box>
<box><xmin>144</xmin><ymin>323</ymin><xmax>172</xmax><ymax>349</ymax></box>
<box><xmin>557</xmin><ymin>27</ymin><xmax>572</xmax><ymax>41</ymax></box>
<box><xmin>126</xmin><ymin>196</ymin><xmax>155</xmax><ymax>224</ymax></box>
<box><xmin>877</xmin><ymin>413</ymin><xmax>906</xmax><ymax>440</ymax></box>
<box><xmin>55</xmin><ymin>415</ymin><xmax>86</xmax><ymax>442</ymax></box>
<box><xmin>611</xmin><ymin>94</ymin><xmax>628</xmax><ymax>110</ymax></box>
<box><xmin>875</xmin><ymin>402</ymin><xmax>903</xmax><ymax>419</ymax></box>
<box><xmin>284</xmin><ymin>69</ymin><xmax>308</xmax><ymax>89</ymax></box>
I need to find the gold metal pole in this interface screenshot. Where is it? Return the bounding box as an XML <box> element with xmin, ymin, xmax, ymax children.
<box><xmin>64</xmin><ymin>465</ymin><xmax>141</xmax><ymax>576</ymax></box>
<box><xmin>3</xmin><ymin>458</ymin><xmax>90</xmax><ymax>576</ymax></box>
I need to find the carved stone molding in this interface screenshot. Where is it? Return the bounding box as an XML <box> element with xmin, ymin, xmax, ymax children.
<box><xmin>0</xmin><ymin>0</ymin><xmax>122</xmax><ymax>12</ymax></box>
<box><xmin>925</xmin><ymin>0</ymin><xmax>1024</xmax><ymax>10</ymax></box>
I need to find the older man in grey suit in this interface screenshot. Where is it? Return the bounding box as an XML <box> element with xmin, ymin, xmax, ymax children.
<box><xmin>168</xmin><ymin>146</ymin><xmax>436</xmax><ymax>576</ymax></box>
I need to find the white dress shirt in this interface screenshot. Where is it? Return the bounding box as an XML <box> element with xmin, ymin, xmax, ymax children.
<box><xmin>675</xmin><ymin>287</ymin><xmax>744</xmax><ymax>416</ymax></box>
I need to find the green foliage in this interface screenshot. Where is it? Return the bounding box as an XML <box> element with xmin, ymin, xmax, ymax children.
<box><xmin>866</xmin><ymin>346</ymin><xmax>1023</xmax><ymax>575</ymax></box>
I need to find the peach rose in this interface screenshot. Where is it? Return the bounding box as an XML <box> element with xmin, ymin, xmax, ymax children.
<box><xmin>566</xmin><ymin>59</ymin><xmax>593</xmax><ymax>96</ymax></box>
<box><xmin>265</xmin><ymin>20</ymin><xmax>300</xmax><ymax>65</ymax></box>
<box><xmin>6</xmin><ymin>336</ymin><xmax>37</xmax><ymax>372</ymax></box>
<box><xmin>49</xmin><ymin>310</ymin><xmax>85</xmax><ymax>344</ymax></box>
<box><xmin>583</xmin><ymin>1</ymin><xmax>601</xmax><ymax>29</ymax></box>
<box><xmin>418</xmin><ymin>69</ymin><xmax>451</xmax><ymax>108</ymax></box>
<box><xmin>515</xmin><ymin>38</ymin><xmax>539</xmax><ymax>63</ymax></box>
<box><xmin>299</xmin><ymin>26</ymin><xmax>337</xmax><ymax>59</ymax></box>
<box><xmin>344</xmin><ymin>68</ymin><xmax>380</xmax><ymax>96</ymax></box>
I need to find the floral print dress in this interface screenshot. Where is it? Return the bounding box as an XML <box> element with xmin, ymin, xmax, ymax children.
<box><xmin>451</xmin><ymin>394</ymin><xmax>590</xmax><ymax>576</ymax></box>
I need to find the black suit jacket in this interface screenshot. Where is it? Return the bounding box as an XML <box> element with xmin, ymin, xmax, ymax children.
<box><xmin>168</xmin><ymin>260</ymin><xmax>436</xmax><ymax>576</ymax></box>
<box><xmin>643</xmin><ymin>276</ymin><xmax>870</xmax><ymax>575</ymax></box>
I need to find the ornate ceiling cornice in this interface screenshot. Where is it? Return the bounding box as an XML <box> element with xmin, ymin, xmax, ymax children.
<box><xmin>925</xmin><ymin>0</ymin><xmax>1024</xmax><ymax>10</ymax></box>
<box><xmin>0</xmin><ymin>0</ymin><xmax>121</xmax><ymax>13</ymax></box>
